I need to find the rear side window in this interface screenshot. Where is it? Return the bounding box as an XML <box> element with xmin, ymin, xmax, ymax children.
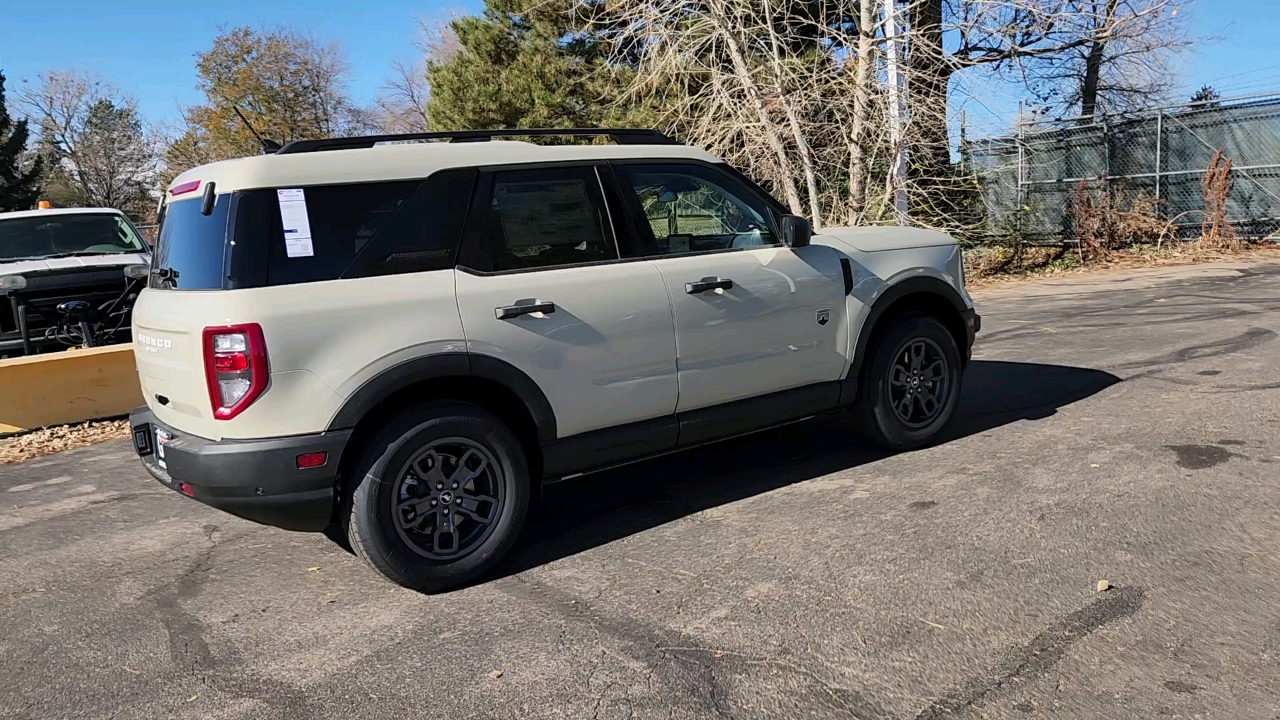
<box><xmin>347</xmin><ymin>168</ymin><xmax>477</xmax><ymax>278</ymax></box>
<box><xmin>151</xmin><ymin>196</ymin><xmax>231</xmax><ymax>290</ymax></box>
<box><xmin>265</xmin><ymin>180</ymin><xmax>422</xmax><ymax>286</ymax></box>
<box><xmin>231</xmin><ymin>169</ymin><xmax>477</xmax><ymax>287</ymax></box>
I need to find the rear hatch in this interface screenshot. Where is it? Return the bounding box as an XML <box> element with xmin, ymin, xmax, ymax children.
<box><xmin>132</xmin><ymin>193</ymin><xmax>229</xmax><ymax>440</ymax></box>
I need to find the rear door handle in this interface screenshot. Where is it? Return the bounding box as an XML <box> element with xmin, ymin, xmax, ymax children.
<box><xmin>495</xmin><ymin>301</ymin><xmax>556</xmax><ymax>320</ymax></box>
<box><xmin>685</xmin><ymin>277</ymin><xmax>734</xmax><ymax>294</ymax></box>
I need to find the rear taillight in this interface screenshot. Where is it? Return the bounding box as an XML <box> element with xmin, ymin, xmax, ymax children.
<box><xmin>202</xmin><ymin>324</ymin><xmax>268</xmax><ymax>420</ymax></box>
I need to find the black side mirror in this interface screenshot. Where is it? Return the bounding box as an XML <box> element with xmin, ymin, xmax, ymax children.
<box><xmin>781</xmin><ymin>214</ymin><xmax>812</xmax><ymax>248</ymax></box>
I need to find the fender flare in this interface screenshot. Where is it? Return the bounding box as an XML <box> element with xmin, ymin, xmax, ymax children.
<box><xmin>848</xmin><ymin>275</ymin><xmax>971</xmax><ymax>380</ymax></box>
<box><xmin>326</xmin><ymin>352</ymin><xmax>557</xmax><ymax>442</ymax></box>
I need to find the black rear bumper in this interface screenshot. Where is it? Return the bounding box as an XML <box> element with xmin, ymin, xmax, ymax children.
<box><xmin>129</xmin><ymin>407</ymin><xmax>350</xmax><ymax>532</ymax></box>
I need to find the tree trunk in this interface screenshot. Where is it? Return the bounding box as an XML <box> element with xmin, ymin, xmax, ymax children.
<box><xmin>906</xmin><ymin>0</ymin><xmax>952</xmax><ymax>184</ymax></box>
<box><xmin>848</xmin><ymin>0</ymin><xmax>876</xmax><ymax>225</ymax></box>
<box><xmin>1080</xmin><ymin>0</ymin><xmax>1120</xmax><ymax>118</ymax></box>
<box><xmin>708</xmin><ymin>0</ymin><xmax>804</xmax><ymax>214</ymax></box>
<box><xmin>763</xmin><ymin>0</ymin><xmax>822</xmax><ymax>227</ymax></box>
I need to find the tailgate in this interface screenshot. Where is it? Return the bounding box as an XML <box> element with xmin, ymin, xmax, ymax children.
<box><xmin>131</xmin><ymin>288</ymin><xmax>219</xmax><ymax>439</ymax></box>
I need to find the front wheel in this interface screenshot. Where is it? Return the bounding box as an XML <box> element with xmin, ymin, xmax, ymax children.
<box><xmin>345</xmin><ymin>401</ymin><xmax>530</xmax><ymax>593</ymax></box>
<box><xmin>855</xmin><ymin>312</ymin><xmax>964</xmax><ymax>451</ymax></box>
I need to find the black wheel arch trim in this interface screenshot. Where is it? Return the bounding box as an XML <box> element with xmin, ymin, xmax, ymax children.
<box><xmin>326</xmin><ymin>352</ymin><xmax>557</xmax><ymax>442</ymax></box>
<box><xmin>848</xmin><ymin>275</ymin><xmax>973</xmax><ymax>380</ymax></box>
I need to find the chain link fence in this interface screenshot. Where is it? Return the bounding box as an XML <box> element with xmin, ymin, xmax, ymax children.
<box><xmin>964</xmin><ymin>92</ymin><xmax>1280</xmax><ymax>243</ymax></box>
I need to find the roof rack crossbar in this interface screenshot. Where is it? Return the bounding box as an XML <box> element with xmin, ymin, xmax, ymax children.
<box><xmin>274</xmin><ymin>128</ymin><xmax>681</xmax><ymax>155</ymax></box>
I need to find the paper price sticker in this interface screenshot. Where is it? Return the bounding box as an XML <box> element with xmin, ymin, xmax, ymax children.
<box><xmin>277</xmin><ymin>188</ymin><xmax>315</xmax><ymax>258</ymax></box>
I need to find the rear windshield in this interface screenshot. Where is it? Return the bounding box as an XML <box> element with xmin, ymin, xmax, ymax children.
<box><xmin>150</xmin><ymin>196</ymin><xmax>230</xmax><ymax>290</ymax></box>
<box><xmin>0</xmin><ymin>213</ymin><xmax>146</xmax><ymax>262</ymax></box>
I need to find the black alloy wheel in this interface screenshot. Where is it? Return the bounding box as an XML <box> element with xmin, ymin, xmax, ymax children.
<box><xmin>855</xmin><ymin>312</ymin><xmax>964</xmax><ymax>451</ymax></box>
<box><xmin>886</xmin><ymin>337</ymin><xmax>950</xmax><ymax>429</ymax></box>
<box><xmin>343</xmin><ymin>401</ymin><xmax>530</xmax><ymax>593</ymax></box>
<box><xmin>392</xmin><ymin>439</ymin><xmax>504</xmax><ymax>560</ymax></box>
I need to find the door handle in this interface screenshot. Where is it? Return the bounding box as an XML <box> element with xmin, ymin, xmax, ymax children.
<box><xmin>495</xmin><ymin>301</ymin><xmax>556</xmax><ymax>320</ymax></box>
<box><xmin>685</xmin><ymin>277</ymin><xmax>734</xmax><ymax>294</ymax></box>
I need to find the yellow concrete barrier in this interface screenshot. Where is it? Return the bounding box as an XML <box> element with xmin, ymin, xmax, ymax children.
<box><xmin>0</xmin><ymin>345</ymin><xmax>143</xmax><ymax>433</ymax></box>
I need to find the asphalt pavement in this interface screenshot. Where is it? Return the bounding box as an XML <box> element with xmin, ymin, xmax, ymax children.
<box><xmin>3</xmin><ymin>259</ymin><xmax>1280</xmax><ymax>720</ymax></box>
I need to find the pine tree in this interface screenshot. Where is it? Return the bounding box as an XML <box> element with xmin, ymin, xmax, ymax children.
<box><xmin>1190</xmin><ymin>85</ymin><xmax>1221</xmax><ymax>108</ymax></box>
<box><xmin>0</xmin><ymin>70</ymin><xmax>43</xmax><ymax>212</ymax></box>
<box><xmin>425</xmin><ymin>0</ymin><xmax>656</xmax><ymax>132</ymax></box>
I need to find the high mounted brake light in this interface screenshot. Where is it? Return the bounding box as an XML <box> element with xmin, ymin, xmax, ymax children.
<box><xmin>170</xmin><ymin>180</ymin><xmax>201</xmax><ymax>196</ymax></box>
<box><xmin>203</xmin><ymin>324</ymin><xmax>268</xmax><ymax>420</ymax></box>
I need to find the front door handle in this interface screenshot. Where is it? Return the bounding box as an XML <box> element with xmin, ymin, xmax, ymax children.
<box><xmin>685</xmin><ymin>277</ymin><xmax>734</xmax><ymax>294</ymax></box>
<box><xmin>495</xmin><ymin>301</ymin><xmax>556</xmax><ymax>320</ymax></box>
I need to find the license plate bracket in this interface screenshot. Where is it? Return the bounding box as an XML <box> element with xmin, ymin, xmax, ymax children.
<box><xmin>155</xmin><ymin>428</ymin><xmax>170</xmax><ymax>470</ymax></box>
<box><xmin>132</xmin><ymin>424</ymin><xmax>153</xmax><ymax>455</ymax></box>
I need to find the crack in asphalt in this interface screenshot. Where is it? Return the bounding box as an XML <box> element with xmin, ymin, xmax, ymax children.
<box><xmin>912</xmin><ymin>586</ymin><xmax>1145</xmax><ymax>719</ymax></box>
<box><xmin>498</xmin><ymin>576</ymin><xmax>739</xmax><ymax>719</ymax></box>
<box><xmin>149</xmin><ymin>523</ymin><xmax>222</xmax><ymax>675</ymax></box>
<box><xmin>499</xmin><ymin>573</ymin><xmax>890</xmax><ymax>720</ymax></box>
<box><xmin>139</xmin><ymin>523</ymin><xmax>320</xmax><ymax>716</ymax></box>
<box><xmin>1113</xmin><ymin>328</ymin><xmax>1277</xmax><ymax>370</ymax></box>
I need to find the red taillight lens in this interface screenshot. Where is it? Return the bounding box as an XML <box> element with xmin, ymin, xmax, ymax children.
<box><xmin>178</xmin><ymin>482</ymin><xmax>195</xmax><ymax>497</ymax></box>
<box><xmin>203</xmin><ymin>324</ymin><xmax>268</xmax><ymax>420</ymax></box>
<box><xmin>212</xmin><ymin>353</ymin><xmax>249</xmax><ymax>372</ymax></box>
<box><xmin>296</xmin><ymin>452</ymin><xmax>328</xmax><ymax>469</ymax></box>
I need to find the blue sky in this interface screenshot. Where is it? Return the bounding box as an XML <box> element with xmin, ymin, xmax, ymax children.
<box><xmin>0</xmin><ymin>0</ymin><xmax>481</xmax><ymax>124</ymax></box>
<box><xmin>1</xmin><ymin>0</ymin><xmax>1278</xmax><ymax>135</ymax></box>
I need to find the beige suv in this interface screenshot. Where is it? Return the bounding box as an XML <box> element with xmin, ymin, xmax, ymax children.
<box><xmin>129</xmin><ymin>129</ymin><xmax>979</xmax><ymax>592</ymax></box>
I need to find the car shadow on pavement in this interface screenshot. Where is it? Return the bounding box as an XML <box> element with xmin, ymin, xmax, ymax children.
<box><xmin>490</xmin><ymin>360</ymin><xmax>1120</xmax><ymax>582</ymax></box>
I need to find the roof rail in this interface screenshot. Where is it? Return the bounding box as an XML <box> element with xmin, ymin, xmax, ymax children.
<box><xmin>274</xmin><ymin>128</ymin><xmax>682</xmax><ymax>155</ymax></box>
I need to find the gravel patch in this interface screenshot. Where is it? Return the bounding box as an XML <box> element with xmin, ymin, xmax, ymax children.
<box><xmin>0</xmin><ymin>419</ymin><xmax>130</xmax><ymax>465</ymax></box>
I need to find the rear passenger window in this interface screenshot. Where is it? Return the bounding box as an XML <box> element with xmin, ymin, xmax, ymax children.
<box><xmin>478</xmin><ymin>167</ymin><xmax>618</xmax><ymax>272</ymax></box>
<box><xmin>347</xmin><ymin>168</ymin><xmax>477</xmax><ymax>277</ymax></box>
<box><xmin>224</xmin><ymin>170</ymin><xmax>477</xmax><ymax>287</ymax></box>
<box><xmin>265</xmin><ymin>180</ymin><xmax>421</xmax><ymax>286</ymax></box>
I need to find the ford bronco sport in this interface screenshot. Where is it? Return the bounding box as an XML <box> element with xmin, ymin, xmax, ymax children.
<box><xmin>129</xmin><ymin>128</ymin><xmax>979</xmax><ymax>592</ymax></box>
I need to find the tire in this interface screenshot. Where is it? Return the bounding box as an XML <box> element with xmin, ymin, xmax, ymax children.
<box><xmin>344</xmin><ymin>401</ymin><xmax>530</xmax><ymax>593</ymax></box>
<box><xmin>855</xmin><ymin>312</ymin><xmax>964</xmax><ymax>451</ymax></box>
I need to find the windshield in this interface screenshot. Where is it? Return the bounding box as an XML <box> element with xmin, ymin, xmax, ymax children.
<box><xmin>0</xmin><ymin>213</ymin><xmax>147</xmax><ymax>262</ymax></box>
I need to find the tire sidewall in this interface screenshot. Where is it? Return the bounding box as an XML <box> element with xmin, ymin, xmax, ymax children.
<box><xmin>862</xmin><ymin>313</ymin><xmax>964</xmax><ymax>450</ymax></box>
<box><xmin>350</xmin><ymin>402</ymin><xmax>529</xmax><ymax>591</ymax></box>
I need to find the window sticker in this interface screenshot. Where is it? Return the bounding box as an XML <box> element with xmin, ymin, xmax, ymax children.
<box><xmin>277</xmin><ymin>188</ymin><xmax>315</xmax><ymax>258</ymax></box>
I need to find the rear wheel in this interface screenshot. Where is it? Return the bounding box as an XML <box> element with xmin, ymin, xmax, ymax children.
<box><xmin>345</xmin><ymin>402</ymin><xmax>530</xmax><ymax>592</ymax></box>
<box><xmin>855</xmin><ymin>312</ymin><xmax>963</xmax><ymax>451</ymax></box>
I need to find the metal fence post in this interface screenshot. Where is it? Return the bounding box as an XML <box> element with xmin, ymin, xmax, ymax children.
<box><xmin>1155</xmin><ymin>109</ymin><xmax>1163</xmax><ymax>216</ymax></box>
<box><xmin>1103</xmin><ymin>117</ymin><xmax>1112</xmax><ymax>210</ymax></box>
<box><xmin>1016</xmin><ymin>101</ymin><xmax>1025</xmax><ymax>237</ymax></box>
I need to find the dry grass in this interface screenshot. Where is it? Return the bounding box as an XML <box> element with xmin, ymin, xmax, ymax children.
<box><xmin>965</xmin><ymin>240</ymin><xmax>1280</xmax><ymax>291</ymax></box>
<box><xmin>968</xmin><ymin>153</ymin><xmax>1274</xmax><ymax>290</ymax></box>
<box><xmin>1199</xmin><ymin>150</ymin><xmax>1239</xmax><ymax>251</ymax></box>
<box><xmin>1067</xmin><ymin>182</ymin><xmax>1180</xmax><ymax>261</ymax></box>
<box><xmin>0</xmin><ymin>419</ymin><xmax>131</xmax><ymax>465</ymax></box>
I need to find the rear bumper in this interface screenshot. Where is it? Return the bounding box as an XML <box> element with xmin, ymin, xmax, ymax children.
<box><xmin>129</xmin><ymin>407</ymin><xmax>350</xmax><ymax>532</ymax></box>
